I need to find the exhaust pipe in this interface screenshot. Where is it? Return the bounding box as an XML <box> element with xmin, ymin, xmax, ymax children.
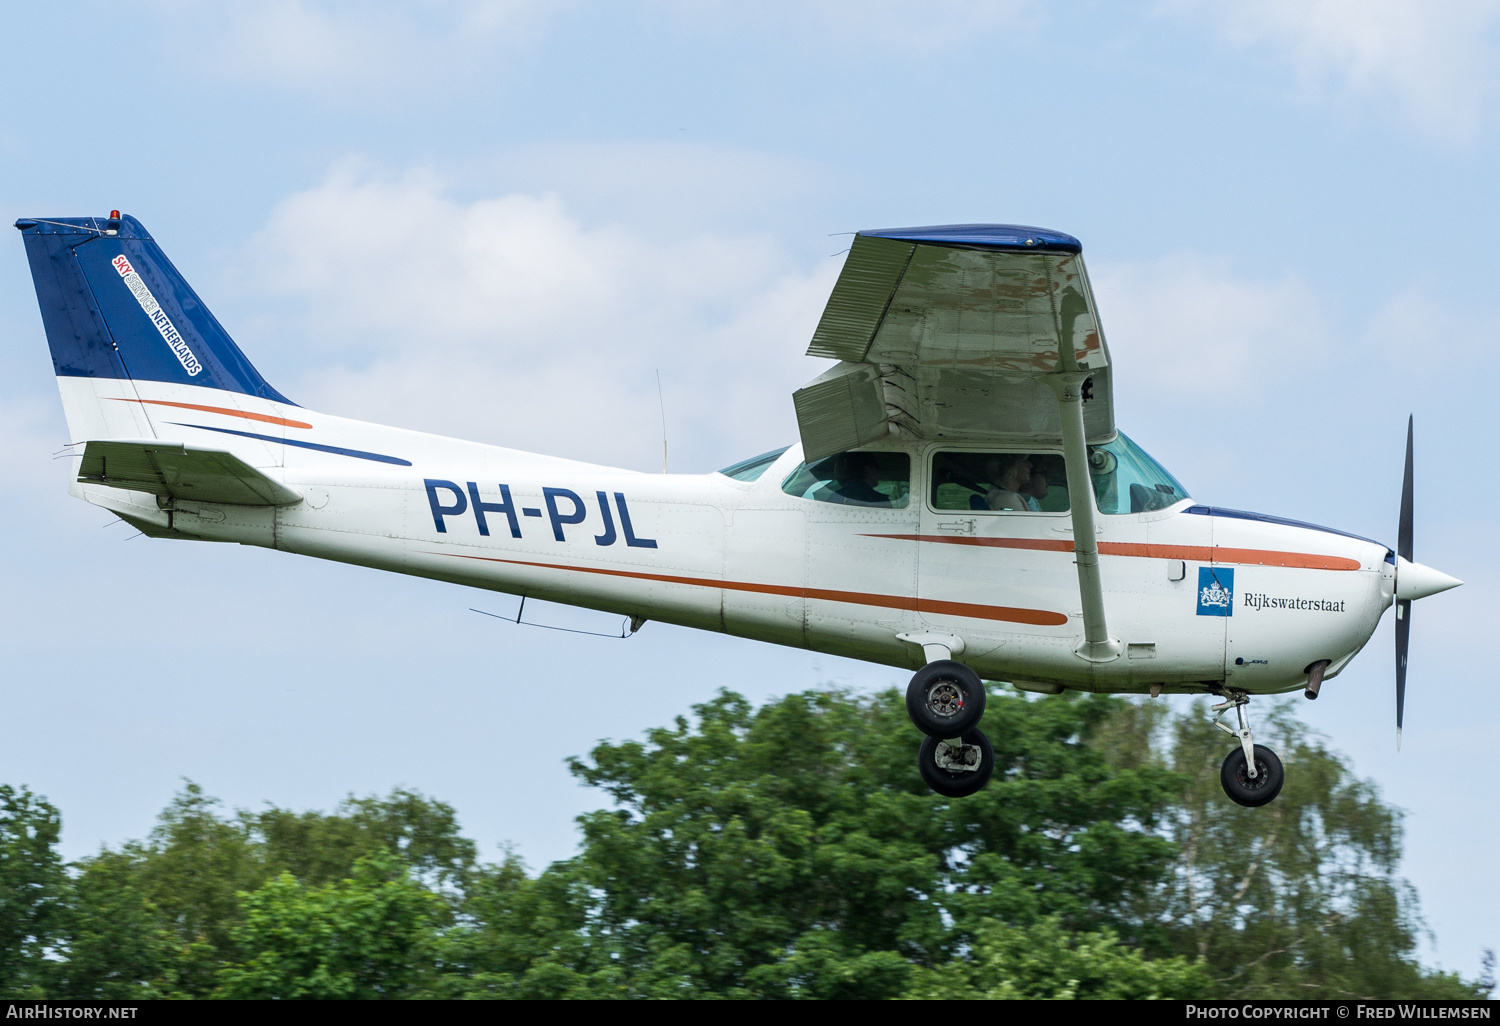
<box><xmin>1303</xmin><ymin>659</ymin><xmax>1331</xmax><ymax>700</ymax></box>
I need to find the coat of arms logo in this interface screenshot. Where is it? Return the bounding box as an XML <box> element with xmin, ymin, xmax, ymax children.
<box><xmin>1196</xmin><ymin>567</ymin><xmax>1234</xmax><ymax>617</ymax></box>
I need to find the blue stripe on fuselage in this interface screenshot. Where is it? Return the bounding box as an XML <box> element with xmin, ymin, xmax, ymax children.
<box><xmin>167</xmin><ymin>422</ymin><xmax>412</xmax><ymax>466</ymax></box>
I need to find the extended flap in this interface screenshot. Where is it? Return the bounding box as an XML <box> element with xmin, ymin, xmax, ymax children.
<box><xmin>77</xmin><ymin>439</ymin><xmax>301</xmax><ymax>506</ymax></box>
<box><xmin>793</xmin><ymin>362</ymin><xmax>891</xmax><ymax>462</ymax></box>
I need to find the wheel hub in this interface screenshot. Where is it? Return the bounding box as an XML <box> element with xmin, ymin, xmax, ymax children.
<box><xmin>1235</xmin><ymin>757</ymin><xmax>1271</xmax><ymax>790</ymax></box>
<box><xmin>934</xmin><ymin>742</ymin><xmax>979</xmax><ymax>772</ymax></box>
<box><xmin>926</xmin><ymin>681</ymin><xmax>964</xmax><ymax>720</ymax></box>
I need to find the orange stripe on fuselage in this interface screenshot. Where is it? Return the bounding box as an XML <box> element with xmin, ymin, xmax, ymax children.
<box><xmin>862</xmin><ymin>534</ymin><xmax>1362</xmax><ymax>571</ymax></box>
<box><xmin>429</xmin><ymin>552</ymin><xmax>1071</xmax><ymax>627</ymax></box>
<box><xmin>105</xmin><ymin>397</ymin><xmax>312</xmax><ymax>429</ymax></box>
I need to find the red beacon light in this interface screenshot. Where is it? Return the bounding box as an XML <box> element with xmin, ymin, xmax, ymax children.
<box><xmin>105</xmin><ymin>210</ymin><xmax>120</xmax><ymax>236</ymax></box>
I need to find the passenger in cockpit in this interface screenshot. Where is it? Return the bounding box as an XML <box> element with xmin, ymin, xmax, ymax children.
<box><xmin>984</xmin><ymin>455</ymin><xmax>1032</xmax><ymax>511</ymax></box>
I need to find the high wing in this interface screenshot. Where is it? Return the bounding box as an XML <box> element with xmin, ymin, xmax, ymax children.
<box><xmin>77</xmin><ymin>439</ymin><xmax>302</xmax><ymax>506</ymax></box>
<box><xmin>794</xmin><ymin>224</ymin><xmax>1113</xmax><ymax>461</ymax></box>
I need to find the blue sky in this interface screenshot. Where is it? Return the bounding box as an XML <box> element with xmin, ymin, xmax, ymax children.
<box><xmin>1</xmin><ymin>1</ymin><xmax>1496</xmax><ymax>977</ymax></box>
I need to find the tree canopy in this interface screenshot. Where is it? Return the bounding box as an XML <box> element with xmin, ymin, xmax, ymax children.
<box><xmin>0</xmin><ymin>687</ymin><xmax>1484</xmax><ymax>1000</ymax></box>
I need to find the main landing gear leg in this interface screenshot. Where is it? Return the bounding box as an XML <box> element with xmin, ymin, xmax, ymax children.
<box><xmin>905</xmin><ymin>658</ymin><xmax>994</xmax><ymax>798</ymax></box>
<box><xmin>1212</xmin><ymin>691</ymin><xmax>1284</xmax><ymax>807</ymax></box>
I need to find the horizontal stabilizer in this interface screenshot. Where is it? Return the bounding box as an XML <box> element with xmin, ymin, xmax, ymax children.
<box><xmin>78</xmin><ymin>439</ymin><xmax>301</xmax><ymax>506</ymax></box>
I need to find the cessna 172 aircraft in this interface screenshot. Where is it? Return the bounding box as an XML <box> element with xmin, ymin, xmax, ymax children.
<box><xmin>17</xmin><ymin>213</ymin><xmax>1462</xmax><ymax>806</ymax></box>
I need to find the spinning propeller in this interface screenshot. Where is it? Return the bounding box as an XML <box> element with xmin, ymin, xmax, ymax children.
<box><xmin>1392</xmin><ymin>416</ymin><xmax>1462</xmax><ymax>750</ymax></box>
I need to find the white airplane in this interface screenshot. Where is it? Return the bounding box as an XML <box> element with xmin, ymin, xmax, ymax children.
<box><xmin>16</xmin><ymin>213</ymin><xmax>1461</xmax><ymax>806</ymax></box>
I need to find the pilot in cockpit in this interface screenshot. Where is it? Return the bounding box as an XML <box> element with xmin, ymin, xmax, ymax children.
<box><xmin>827</xmin><ymin>453</ymin><xmax>891</xmax><ymax>507</ymax></box>
<box><xmin>984</xmin><ymin>454</ymin><xmax>1033</xmax><ymax>511</ymax></box>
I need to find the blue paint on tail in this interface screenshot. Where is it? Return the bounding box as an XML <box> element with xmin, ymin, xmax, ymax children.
<box><xmin>14</xmin><ymin>215</ymin><xmax>293</xmax><ymax>404</ymax></box>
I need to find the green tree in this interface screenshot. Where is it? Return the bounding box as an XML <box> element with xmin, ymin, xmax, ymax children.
<box><xmin>217</xmin><ymin>854</ymin><xmax>444</xmax><ymax>999</ymax></box>
<box><xmin>49</xmin><ymin>848</ymin><xmax>185</xmax><ymax>999</ymax></box>
<box><xmin>9</xmin><ymin>684</ymin><xmax>1486</xmax><ymax>1000</ymax></box>
<box><xmin>53</xmin><ymin>783</ymin><xmax>473</xmax><ymax>999</ymax></box>
<box><xmin>249</xmin><ymin>789</ymin><xmax>477</xmax><ymax>891</ymax></box>
<box><xmin>0</xmin><ymin>785</ymin><xmax>65</xmax><ymax>997</ymax></box>
<box><xmin>423</xmin><ymin>853</ymin><xmax>598</xmax><ymax>998</ymax></box>
<box><xmin>440</xmin><ymin>687</ymin><xmax>1190</xmax><ymax>998</ymax></box>
<box><xmin>1143</xmin><ymin>700</ymin><xmax>1481</xmax><ymax>999</ymax></box>
<box><xmin>907</xmin><ymin>918</ymin><xmax>1207</xmax><ymax>999</ymax></box>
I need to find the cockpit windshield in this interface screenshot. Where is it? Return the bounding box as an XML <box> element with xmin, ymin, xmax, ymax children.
<box><xmin>1089</xmin><ymin>432</ymin><xmax>1189</xmax><ymax>513</ymax></box>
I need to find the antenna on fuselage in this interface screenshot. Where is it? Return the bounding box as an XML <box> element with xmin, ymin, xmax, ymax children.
<box><xmin>656</xmin><ymin>369</ymin><xmax>668</xmax><ymax>473</ymax></box>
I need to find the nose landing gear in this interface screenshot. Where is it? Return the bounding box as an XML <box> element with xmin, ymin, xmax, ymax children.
<box><xmin>1212</xmin><ymin>691</ymin><xmax>1284</xmax><ymax>807</ymax></box>
<box><xmin>906</xmin><ymin>660</ymin><xmax>994</xmax><ymax>797</ymax></box>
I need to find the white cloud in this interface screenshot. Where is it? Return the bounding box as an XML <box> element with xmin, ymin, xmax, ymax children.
<box><xmin>241</xmin><ymin>162</ymin><xmax>838</xmax><ymax>471</ymax></box>
<box><xmin>1088</xmin><ymin>255</ymin><xmax>1355</xmax><ymax>509</ymax></box>
<box><xmin>1357</xmin><ymin>287</ymin><xmax>1500</xmax><ymax>375</ymax></box>
<box><xmin>1084</xmin><ymin>253</ymin><xmax>1500</xmax><ymax>539</ymax></box>
<box><xmin>168</xmin><ymin>0</ymin><xmax>558</xmax><ymax>100</ymax></box>
<box><xmin>476</xmin><ymin>141</ymin><xmax>836</xmax><ymax>237</ymax></box>
<box><xmin>1170</xmin><ymin>0</ymin><xmax>1500</xmax><ymax>141</ymax></box>
<box><xmin>182</xmin><ymin>0</ymin><xmax>1040</xmax><ymax>103</ymax></box>
<box><xmin>238</xmin><ymin>157</ymin><xmax>1486</xmax><ymax>484</ymax></box>
<box><xmin>1093</xmin><ymin>253</ymin><xmax>1331</xmax><ymax>394</ymax></box>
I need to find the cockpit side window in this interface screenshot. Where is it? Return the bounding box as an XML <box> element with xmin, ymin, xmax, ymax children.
<box><xmin>1089</xmin><ymin>432</ymin><xmax>1189</xmax><ymax>514</ymax></box>
<box><xmin>930</xmin><ymin>451</ymin><xmax>1070</xmax><ymax>512</ymax></box>
<box><xmin>718</xmin><ymin>446</ymin><xmax>790</xmax><ymax>482</ymax></box>
<box><xmin>782</xmin><ymin>451</ymin><xmax>910</xmax><ymax>508</ymax></box>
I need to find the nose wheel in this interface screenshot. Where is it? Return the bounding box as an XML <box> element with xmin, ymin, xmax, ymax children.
<box><xmin>906</xmin><ymin>660</ymin><xmax>993</xmax><ymax>797</ymax></box>
<box><xmin>1212</xmin><ymin>691</ymin><xmax>1284</xmax><ymax>807</ymax></box>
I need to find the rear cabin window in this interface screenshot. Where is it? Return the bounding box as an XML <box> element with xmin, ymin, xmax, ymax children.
<box><xmin>781</xmin><ymin>451</ymin><xmax>911</xmax><ymax>508</ymax></box>
<box><xmin>930</xmin><ymin>451</ymin><xmax>1070</xmax><ymax>513</ymax></box>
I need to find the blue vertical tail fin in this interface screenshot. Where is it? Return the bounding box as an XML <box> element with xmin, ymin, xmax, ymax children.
<box><xmin>15</xmin><ymin>214</ymin><xmax>292</xmax><ymax>404</ymax></box>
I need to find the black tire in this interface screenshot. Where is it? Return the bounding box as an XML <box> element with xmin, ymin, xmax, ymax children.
<box><xmin>1220</xmin><ymin>744</ymin><xmax>1285</xmax><ymax>807</ymax></box>
<box><xmin>918</xmin><ymin>729</ymin><xmax>995</xmax><ymax>798</ymax></box>
<box><xmin>906</xmin><ymin>660</ymin><xmax>986</xmax><ymax>737</ymax></box>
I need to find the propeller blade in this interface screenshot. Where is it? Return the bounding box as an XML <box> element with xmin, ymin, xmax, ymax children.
<box><xmin>1396</xmin><ymin>415</ymin><xmax>1414</xmax><ymax>750</ymax></box>
<box><xmin>1398</xmin><ymin>415</ymin><xmax>1414</xmax><ymax>562</ymax></box>
<box><xmin>1395</xmin><ymin>598</ymin><xmax>1409</xmax><ymax>750</ymax></box>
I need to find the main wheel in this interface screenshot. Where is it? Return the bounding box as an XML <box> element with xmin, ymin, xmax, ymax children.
<box><xmin>918</xmin><ymin>729</ymin><xmax>995</xmax><ymax>798</ymax></box>
<box><xmin>1220</xmin><ymin>744</ymin><xmax>1285</xmax><ymax>807</ymax></box>
<box><xmin>906</xmin><ymin>660</ymin><xmax>986</xmax><ymax>737</ymax></box>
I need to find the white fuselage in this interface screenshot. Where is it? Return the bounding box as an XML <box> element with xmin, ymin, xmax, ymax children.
<box><xmin>66</xmin><ymin>378</ymin><xmax>1394</xmax><ymax>695</ymax></box>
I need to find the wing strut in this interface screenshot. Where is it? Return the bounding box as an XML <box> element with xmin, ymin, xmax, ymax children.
<box><xmin>1047</xmin><ymin>365</ymin><xmax>1121</xmax><ymax>663</ymax></box>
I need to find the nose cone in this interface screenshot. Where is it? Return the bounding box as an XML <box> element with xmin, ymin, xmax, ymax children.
<box><xmin>1396</xmin><ymin>557</ymin><xmax>1462</xmax><ymax>600</ymax></box>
